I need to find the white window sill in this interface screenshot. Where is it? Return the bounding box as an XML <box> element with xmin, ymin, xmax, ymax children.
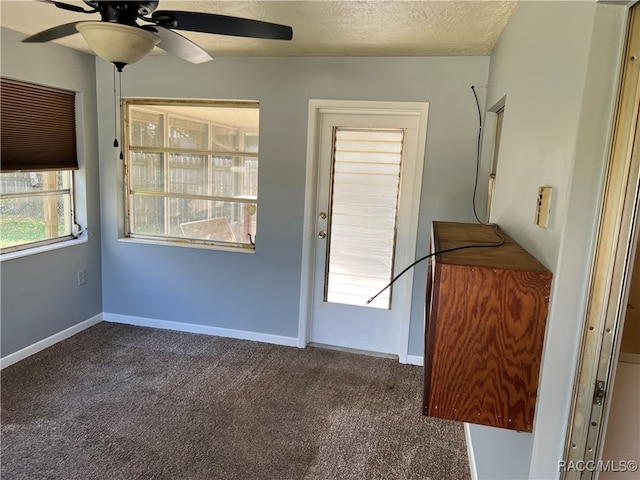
<box><xmin>118</xmin><ymin>236</ymin><xmax>256</xmax><ymax>254</ymax></box>
<box><xmin>0</xmin><ymin>236</ymin><xmax>88</xmax><ymax>262</ymax></box>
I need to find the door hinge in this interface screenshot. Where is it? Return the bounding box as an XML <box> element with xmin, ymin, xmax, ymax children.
<box><xmin>593</xmin><ymin>380</ymin><xmax>606</xmax><ymax>406</ymax></box>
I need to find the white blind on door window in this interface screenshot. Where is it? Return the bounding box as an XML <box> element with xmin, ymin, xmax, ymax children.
<box><xmin>325</xmin><ymin>128</ymin><xmax>404</xmax><ymax>309</ymax></box>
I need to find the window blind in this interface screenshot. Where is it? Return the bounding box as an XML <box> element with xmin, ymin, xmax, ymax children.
<box><xmin>1</xmin><ymin>78</ymin><xmax>78</xmax><ymax>172</ymax></box>
<box><xmin>325</xmin><ymin>128</ymin><xmax>404</xmax><ymax>309</ymax></box>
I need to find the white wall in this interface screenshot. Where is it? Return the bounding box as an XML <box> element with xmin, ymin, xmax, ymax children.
<box><xmin>471</xmin><ymin>1</ymin><xmax>630</xmax><ymax>479</ymax></box>
<box><xmin>485</xmin><ymin>1</ymin><xmax>595</xmax><ymax>267</ymax></box>
<box><xmin>0</xmin><ymin>27</ymin><xmax>103</xmax><ymax>357</ymax></box>
<box><xmin>96</xmin><ymin>55</ymin><xmax>489</xmax><ymax>356</ymax></box>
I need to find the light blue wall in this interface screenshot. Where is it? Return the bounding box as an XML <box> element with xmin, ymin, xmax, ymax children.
<box><xmin>529</xmin><ymin>2</ymin><xmax>630</xmax><ymax>478</ymax></box>
<box><xmin>2</xmin><ymin>2</ymin><xmax>631</xmax><ymax>477</ymax></box>
<box><xmin>96</xmin><ymin>55</ymin><xmax>490</xmax><ymax>352</ymax></box>
<box><xmin>471</xmin><ymin>1</ymin><xmax>630</xmax><ymax>479</ymax></box>
<box><xmin>0</xmin><ymin>28</ymin><xmax>103</xmax><ymax>356</ymax></box>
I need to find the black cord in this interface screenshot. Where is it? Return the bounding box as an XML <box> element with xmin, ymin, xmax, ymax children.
<box><xmin>366</xmin><ymin>224</ymin><xmax>504</xmax><ymax>305</ymax></box>
<box><xmin>471</xmin><ymin>85</ymin><xmax>484</xmax><ymax>224</ymax></box>
<box><xmin>367</xmin><ymin>86</ymin><xmax>497</xmax><ymax>305</ymax></box>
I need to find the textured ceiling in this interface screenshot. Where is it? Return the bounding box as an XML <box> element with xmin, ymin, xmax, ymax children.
<box><xmin>0</xmin><ymin>1</ymin><xmax>519</xmax><ymax>57</ymax></box>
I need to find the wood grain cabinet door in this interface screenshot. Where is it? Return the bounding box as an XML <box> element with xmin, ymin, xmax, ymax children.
<box><xmin>422</xmin><ymin>222</ymin><xmax>552</xmax><ymax>432</ymax></box>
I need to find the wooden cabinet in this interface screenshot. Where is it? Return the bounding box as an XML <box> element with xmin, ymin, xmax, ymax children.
<box><xmin>423</xmin><ymin>221</ymin><xmax>552</xmax><ymax>432</ymax></box>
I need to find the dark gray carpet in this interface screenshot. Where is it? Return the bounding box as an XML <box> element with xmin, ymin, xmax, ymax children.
<box><xmin>1</xmin><ymin>323</ymin><xmax>470</xmax><ymax>480</ymax></box>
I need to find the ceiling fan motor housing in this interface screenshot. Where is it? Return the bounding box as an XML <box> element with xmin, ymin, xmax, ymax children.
<box><xmin>84</xmin><ymin>1</ymin><xmax>160</xmax><ymax>24</ymax></box>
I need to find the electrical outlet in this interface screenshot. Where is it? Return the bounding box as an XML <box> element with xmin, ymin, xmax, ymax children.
<box><xmin>77</xmin><ymin>269</ymin><xmax>86</xmax><ymax>286</ymax></box>
<box><xmin>535</xmin><ymin>186</ymin><xmax>552</xmax><ymax>228</ymax></box>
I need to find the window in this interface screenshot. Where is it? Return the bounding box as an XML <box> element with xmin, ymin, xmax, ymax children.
<box><xmin>1</xmin><ymin>78</ymin><xmax>80</xmax><ymax>254</ymax></box>
<box><xmin>124</xmin><ymin>100</ymin><xmax>259</xmax><ymax>250</ymax></box>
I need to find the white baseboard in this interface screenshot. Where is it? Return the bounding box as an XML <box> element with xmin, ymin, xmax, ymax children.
<box><xmin>102</xmin><ymin>313</ymin><xmax>299</xmax><ymax>348</ymax></box>
<box><xmin>464</xmin><ymin>423</ymin><xmax>479</xmax><ymax>480</ymax></box>
<box><xmin>0</xmin><ymin>313</ymin><xmax>103</xmax><ymax>370</ymax></box>
<box><xmin>2</xmin><ymin>312</ymin><xmax>416</xmax><ymax>369</ymax></box>
<box><xmin>406</xmin><ymin>354</ymin><xmax>424</xmax><ymax>366</ymax></box>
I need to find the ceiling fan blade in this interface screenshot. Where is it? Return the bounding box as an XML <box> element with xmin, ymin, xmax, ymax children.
<box><xmin>37</xmin><ymin>0</ymin><xmax>95</xmax><ymax>14</ymax></box>
<box><xmin>22</xmin><ymin>22</ymin><xmax>82</xmax><ymax>43</ymax></box>
<box><xmin>141</xmin><ymin>25</ymin><xmax>213</xmax><ymax>64</ymax></box>
<box><xmin>152</xmin><ymin>11</ymin><xmax>293</xmax><ymax>41</ymax></box>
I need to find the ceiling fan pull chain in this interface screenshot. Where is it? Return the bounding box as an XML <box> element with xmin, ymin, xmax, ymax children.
<box><xmin>113</xmin><ymin>65</ymin><xmax>119</xmax><ymax>149</ymax></box>
<box><xmin>119</xmin><ymin>69</ymin><xmax>124</xmax><ymax>160</ymax></box>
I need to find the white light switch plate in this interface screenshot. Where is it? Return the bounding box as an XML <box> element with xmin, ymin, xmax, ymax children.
<box><xmin>535</xmin><ymin>186</ymin><xmax>552</xmax><ymax>228</ymax></box>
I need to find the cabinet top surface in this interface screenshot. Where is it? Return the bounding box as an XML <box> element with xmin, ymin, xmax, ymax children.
<box><xmin>432</xmin><ymin>221</ymin><xmax>550</xmax><ymax>272</ymax></box>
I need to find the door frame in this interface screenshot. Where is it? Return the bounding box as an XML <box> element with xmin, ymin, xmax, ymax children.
<box><xmin>298</xmin><ymin>99</ymin><xmax>429</xmax><ymax>363</ymax></box>
<box><xmin>563</xmin><ymin>3</ymin><xmax>640</xmax><ymax>477</ymax></box>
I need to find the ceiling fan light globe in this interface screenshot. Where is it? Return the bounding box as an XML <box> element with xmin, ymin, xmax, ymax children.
<box><xmin>76</xmin><ymin>22</ymin><xmax>160</xmax><ymax>65</ymax></box>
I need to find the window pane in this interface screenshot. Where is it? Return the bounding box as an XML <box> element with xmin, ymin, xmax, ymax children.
<box><xmin>130</xmin><ymin>152</ymin><xmax>163</xmax><ymax>192</ymax></box>
<box><xmin>0</xmin><ymin>191</ymin><xmax>72</xmax><ymax>248</ymax></box>
<box><xmin>211</xmin><ymin>156</ymin><xmax>235</xmax><ymax>197</ymax></box>
<box><xmin>244</xmin><ymin>133</ymin><xmax>259</xmax><ymax>154</ymax></box>
<box><xmin>210</xmin><ymin>156</ymin><xmax>258</xmax><ymax>198</ymax></box>
<box><xmin>171</xmin><ymin>199</ymin><xmax>256</xmax><ymax>244</ymax></box>
<box><xmin>130</xmin><ymin>109</ymin><xmax>163</xmax><ymax>148</ymax></box>
<box><xmin>168</xmin><ymin>196</ymin><xmax>210</xmax><ymax>236</ymax></box>
<box><xmin>129</xmin><ymin>194</ymin><xmax>256</xmax><ymax>245</ymax></box>
<box><xmin>243</xmin><ymin>157</ymin><xmax>258</xmax><ymax>196</ymax></box>
<box><xmin>130</xmin><ymin>195</ymin><xmax>165</xmax><ymax>235</ymax></box>
<box><xmin>169</xmin><ymin>117</ymin><xmax>207</xmax><ymax>150</ymax></box>
<box><xmin>168</xmin><ymin>154</ymin><xmax>207</xmax><ymax>195</ymax></box>
<box><xmin>0</xmin><ymin>171</ymin><xmax>70</xmax><ymax>194</ymax></box>
<box><xmin>209</xmin><ymin>109</ymin><xmax>259</xmax><ymax>153</ymax></box>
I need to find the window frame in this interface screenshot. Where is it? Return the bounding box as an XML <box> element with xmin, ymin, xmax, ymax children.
<box><xmin>486</xmin><ymin>104</ymin><xmax>505</xmax><ymax>224</ymax></box>
<box><xmin>123</xmin><ymin>98</ymin><xmax>259</xmax><ymax>252</ymax></box>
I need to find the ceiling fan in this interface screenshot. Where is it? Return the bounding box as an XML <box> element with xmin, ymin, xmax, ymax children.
<box><xmin>23</xmin><ymin>1</ymin><xmax>294</xmax><ymax>70</ymax></box>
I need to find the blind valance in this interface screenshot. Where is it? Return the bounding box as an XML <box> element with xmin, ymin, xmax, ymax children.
<box><xmin>1</xmin><ymin>77</ymin><xmax>78</xmax><ymax>172</ymax></box>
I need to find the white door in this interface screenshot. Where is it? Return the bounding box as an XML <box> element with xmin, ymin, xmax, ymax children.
<box><xmin>307</xmin><ymin>103</ymin><xmax>428</xmax><ymax>356</ymax></box>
